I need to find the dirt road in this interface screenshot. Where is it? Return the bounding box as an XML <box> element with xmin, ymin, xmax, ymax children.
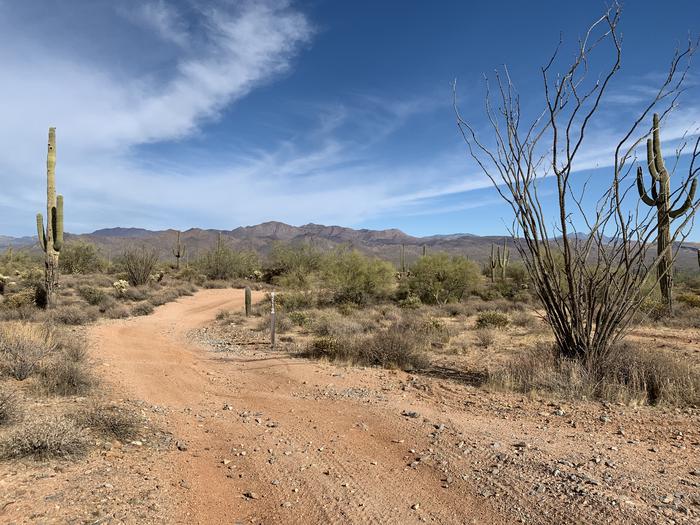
<box><xmin>89</xmin><ymin>289</ymin><xmax>501</xmax><ymax>524</ymax></box>
<box><xmin>88</xmin><ymin>289</ymin><xmax>700</xmax><ymax>525</ymax></box>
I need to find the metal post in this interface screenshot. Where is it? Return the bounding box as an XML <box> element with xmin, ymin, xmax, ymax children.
<box><xmin>270</xmin><ymin>291</ymin><xmax>276</xmax><ymax>350</ymax></box>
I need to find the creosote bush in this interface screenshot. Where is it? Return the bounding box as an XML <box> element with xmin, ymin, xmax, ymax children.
<box><xmin>0</xmin><ymin>416</ymin><xmax>89</xmax><ymax>460</ymax></box>
<box><xmin>403</xmin><ymin>253</ymin><xmax>480</xmax><ymax>304</ymax></box>
<box><xmin>59</xmin><ymin>241</ymin><xmax>105</xmax><ymax>274</ymax></box>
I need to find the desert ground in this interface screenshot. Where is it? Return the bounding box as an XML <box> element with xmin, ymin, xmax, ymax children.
<box><xmin>1</xmin><ymin>287</ymin><xmax>698</xmax><ymax>524</ymax></box>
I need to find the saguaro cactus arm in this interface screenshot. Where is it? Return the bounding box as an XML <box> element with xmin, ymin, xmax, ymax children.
<box><xmin>636</xmin><ymin>166</ymin><xmax>659</xmax><ymax>206</ymax></box>
<box><xmin>669</xmin><ymin>178</ymin><xmax>698</xmax><ymax>219</ymax></box>
<box><xmin>52</xmin><ymin>195</ymin><xmax>64</xmax><ymax>251</ymax></box>
<box><xmin>36</xmin><ymin>213</ymin><xmax>47</xmax><ymax>250</ymax></box>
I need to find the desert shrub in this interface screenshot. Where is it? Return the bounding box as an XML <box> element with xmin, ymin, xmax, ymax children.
<box><xmin>74</xmin><ymin>404</ymin><xmax>139</xmax><ymax>441</ymax></box>
<box><xmin>120</xmin><ymin>246</ymin><xmax>159</xmax><ymax>286</ymax></box>
<box><xmin>511</xmin><ymin>311</ymin><xmax>538</xmax><ymax>329</ymax></box>
<box><xmin>176</xmin><ymin>267</ymin><xmax>207</xmax><ymax>286</ymax></box>
<box><xmin>59</xmin><ymin>241</ymin><xmax>105</xmax><ymax>274</ymax></box>
<box><xmin>4</xmin><ymin>288</ymin><xmax>36</xmax><ymax>309</ymax></box>
<box><xmin>287</xmin><ymin>310</ymin><xmax>312</xmax><ymax>328</ymax></box>
<box><xmin>52</xmin><ymin>305</ymin><xmax>99</xmax><ymax>325</ymax></box>
<box><xmin>475</xmin><ymin>311</ymin><xmax>510</xmax><ymax>329</ymax></box>
<box><xmin>39</xmin><ymin>359</ymin><xmax>94</xmax><ymax>396</ymax></box>
<box><xmin>105</xmin><ymin>304</ymin><xmax>130</xmax><ymax>319</ymax></box>
<box><xmin>0</xmin><ymin>416</ymin><xmax>89</xmax><ymax>460</ymax></box>
<box><xmin>0</xmin><ymin>389</ymin><xmax>19</xmax><ymax>425</ymax></box>
<box><xmin>475</xmin><ymin>328</ymin><xmax>496</xmax><ymax>348</ymax></box>
<box><xmin>361</xmin><ymin>325</ymin><xmax>430</xmax><ymax>370</ymax></box>
<box><xmin>405</xmin><ymin>253</ymin><xmax>480</xmax><ymax>304</ymax></box>
<box><xmin>677</xmin><ymin>293</ymin><xmax>700</xmax><ymax>308</ymax></box>
<box><xmin>398</xmin><ymin>314</ymin><xmax>452</xmax><ymax>346</ymax></box>
<box><xmin>319</xmin><ymin>248</ymin><xmax>395</xmax><ymax>305</ymax></box>
<box><xmin>173</xmin><ymin>283</ymin><xmax>197</xmax><ymax>296</ymax></box>
<box><xmin>490</xmin><ymin>342</ymin><xmax>700</xmax><ymax>406</ymax></box>
<box><xmin>0</xmin><ymin>322</ymin><xmax>55</xmax><ymax>380</ymax></box>
<box><xmin>276</xmin><ymin>290</ymin><xmax>317</xmax><ymax>311</ymax></box>
<box><xmin>148</xmin><ymin>289</ymin><xmax>179</xmax><ymax>306</ymax></box>
<box><xmin>0</xmin><ymin>304</ymin><xmax>40</xmax><ymax>322</ymax></box>
<box><xmin>197</xmin><ymin>244</ymin><xmax>259</xmax><ymax>281</ymax></box>
<box><xmin>122</xmin><ymin>286</ymin><xmax>146</xmax><ymax>301</ymax></box>
<box><xmin>255</xmin><ymin>312</ymin><xmax>291</xmax><ymax>334</ymax></box>
<box><xmin>77</xmin><ymin>285</ymin><xmax>107</xmax><ymax>306</ymax></box>
<box><xmin>202</xmin><ymin>280</ymin><xmax>229</xmax><ymax>289</ymax></box>
<box><xmin>311</xmin><ymin>310</ymin><xmax>364</xmax><ymax>338</ymax></box>
<box><xmin>264</xmin><ymin>243</ymin><xmax>323</xmax><ymax>287</ymax></box>
<box><xmin>397</xmin><ymin>293</ymin><xmax>422</xmax><ymax>309</ymax></box>
<box><xmin>305</xmin><ymin>324</ymin><xmax>428</xmax><ymax>371</ymax></box>
<box><xmin>131</xmin><ymin>302</ymin><xmax>154</xmax><ymax>316</ymax></box>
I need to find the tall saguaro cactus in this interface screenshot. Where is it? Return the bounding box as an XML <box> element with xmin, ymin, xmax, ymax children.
<box><xmin>489</xmin><ymin>244</ymin><xmax>498</xmax><ymax>283</ymax></box>
<box><xmin>172</xmin><ymin>230</ymin><xmax>186</xmax><ymax>269</ymax></box>
<box><xmin>497</xmin><ymin>239</ymin><xmax>509</xmax><ymax>280</ymax></box>
<box><xmin>400</xmin><ymin>244</ymin><xmax>406</xmax><ymax>274</ymax></box>
<box><xmin>36</xmin><ymin>128</ymin><xmax>64</xmax><ymax>307</ymax></box>
<box><xmin>637</xmin><ymin>114</ymin><xmax>697</xmax><ymax>312</ymax></box>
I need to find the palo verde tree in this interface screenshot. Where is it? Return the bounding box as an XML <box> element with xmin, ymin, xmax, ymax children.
<box><xmin>36</xmin><ymin>127</ymin><xmax>64</xmax><ymax>307</ymax></box>
<box><xmin>636</xmin><ymin>114</ymin><xmax>697</xmax><ymax>312</ymax></box>
<box><xmin>455</xmin><ymin>3</ymin><xmax>700</xmax><ymax>362</ymax></box>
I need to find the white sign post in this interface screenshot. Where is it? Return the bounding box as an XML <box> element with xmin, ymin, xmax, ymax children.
<box><xmin>270</xmin><ymin>292</ymin><xmax>276</xmax><ymax>350</ymax></box>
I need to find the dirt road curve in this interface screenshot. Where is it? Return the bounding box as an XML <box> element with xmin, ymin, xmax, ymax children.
<box><xmin>90</xmin><ymin>289</ymin><xmax>501</xmax><ymax>524</ymax></box>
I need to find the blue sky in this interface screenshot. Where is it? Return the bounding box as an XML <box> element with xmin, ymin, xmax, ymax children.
<box><xmin>0</xmin><ymin>0</ymin><xmax>699</xmax><ymax>238</ymax></box>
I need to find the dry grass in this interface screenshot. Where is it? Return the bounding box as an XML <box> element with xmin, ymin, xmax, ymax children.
<box><xmin>131</xmin><ymin>302</ymin><xmax>155</xmax><ymax>316</ymax></box>
<box><xmin>0</xmin><ymin>389</ymin><xmax>19</xmax><ymax>425</ymax></box>
<box><xmin>52</xmin><ymin>305</ymin><xmax>100</xmax><ymax>325</ymax></box>
<box><xmin>0</xmin><ymin>322</ymin><xmax>55</xmax><ymax>380</ymax></box>
<box><xmin>0</xmin><ymin>415</ymin><xmax>89</xmax><ymax>460</ymax></box>
<box><xmin>489</xmin><ymin>342</ymin><xmax>700</xmax><ymax>406</ymax></box>
<box><xmin>475</xmin><ymin>328</ymin><xmax>496</xmax><ymax>348</ymax></box>
<box><xmin>73</xmin><ymin>403</ymin><xmax>139</xmax><ymax>441</ymax></box>
<box><xmin>304</xmin><ymin>322</ymin><xmax>429</xmax><ymax>371</ymax></box>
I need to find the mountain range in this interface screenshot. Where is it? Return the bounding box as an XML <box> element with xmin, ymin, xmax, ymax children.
<box><xmin>1</xmin><ymin>221</ymin><xmax>699</xmax><ymax>270</ymax></box>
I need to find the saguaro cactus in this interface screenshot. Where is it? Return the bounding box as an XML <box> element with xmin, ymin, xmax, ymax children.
<box><xmin>36</xmin><ymin>128</ymin><xmax>64</xmax><ymax>307</ymax></box>
<box><xmin>400</xmin><ymin>244</ymin><xmax>406</xmax><ymax>274</ymax></box>
<box><xmin>489</xmin><ymin>244</ymin><xmax>498</xmax><ymax>283</ymax></box>
<box><xmin>496</xmin><ymin>239</ymin><xmax>509</xmax><ymax>280</ymax></box>
<box><xmin>172</xmin><ymin>230</ymin><xmax>186</xmax><ymax>269</ymax></box>
<box><xmin>637</xmin><ymin>113</ymin><xmax>697</xmax><ymax>312</ymax></box>
<box><xmin>244</xmin><ymin>286</ymin><xmax>252</xmax><ymax>316</ymax></box>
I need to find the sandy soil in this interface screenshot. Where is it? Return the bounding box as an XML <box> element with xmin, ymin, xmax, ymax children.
<box><xmin>2</xmin><ymin>288</ymin><xmax>699</xmax><ymax>524</ymax></box>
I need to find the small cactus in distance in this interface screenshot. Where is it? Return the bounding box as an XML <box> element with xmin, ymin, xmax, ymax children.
<box><xmin>36</xmin><ymin>127</ymin><xmax>64</xmax><ymax>307</ymax></box>
<box><xmin>489</xmin><ymin>244</ymin><xmax>498</xmax><ymax>283</ymax></box>
<box><xmin>496</xmin><ymin>239</ymin><xmax>509</xmax><ymax>280</ymax></box>
<box><xmin>244</xmin><ymin>286</ymin><xmax>252</xmax><ymax>316</ymax></box>
<box><xmin>400</xmin><ymin>244</ymin><xmax>406</xmax><ymax>274</ymax></box>
<box><xmin>637</xmin><ymin>113</ymin><xmax>698</xmax><ymax>313</ymax></box>
<box><xmin>172</xmin><ymin>230</ymin><xmax>186</xmax><ymax>269</ymax></box>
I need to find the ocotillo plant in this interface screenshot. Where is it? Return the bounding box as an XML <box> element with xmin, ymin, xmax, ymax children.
<box><xmin>637</xmin><ymin>113</ymin><xmax>697</xmax><ymax>312</ymax></box>
<box><xmin>172</xmin><ymin>230</ymin><xmax>186</xmax><ymax>269</ymax></box>
<box><xmin>36</xmin><ymin>128</ymin><xmax>64</xmax><ymax>308</ymax></box>
<box><xmin>497</xmin><ymin>239</ymin><xmax>509</xmax><ymax>280</ymax></box>
<box><xmin>244</xmin><ymin>286</ymin><xmax>252</xmax><ymax>316</ymax></box>
<box><xmin>489</xmin><ymin>244</ymin><xmax>498</xmax><ymax>283</ymax></box>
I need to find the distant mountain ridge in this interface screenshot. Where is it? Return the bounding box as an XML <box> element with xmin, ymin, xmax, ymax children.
<box><xmin>1</xmin><ymin>220</ymin><xmax>699</xmax><ymax>270</ymax></box>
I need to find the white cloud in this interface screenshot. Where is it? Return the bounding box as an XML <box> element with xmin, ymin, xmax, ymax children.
<box><xmin>129</xmin><ymin>0</ymin><xmax>190</xmax><ymax>46</ymax></box>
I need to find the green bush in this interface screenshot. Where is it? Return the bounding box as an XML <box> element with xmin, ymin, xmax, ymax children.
<box><xmin>59</xmin><ymin>241</ymin><xmax>106</xmax><ymax>274</ymax></box>
<box><xmin>405</xmin><ymin>253</ymin><xmax>480</xmax><ymax>304</ymax></box>
<box><xmin>319</xmin><ymin>248</ymin><xmax>395</xmax><ymax>305</ymax></box>
<box><xmin>197</xmin><ymin>244</ymin><xmax>259</xmax><ymax>280</ymax></box>
<box><xmin>475</xmin><ymin>311</ymin><xmax>510</xmax><ymax>329</ymax></box>
<box><xmin>77</xmin><ymin>285</ymin><xmax>107</xmax><ymax>306</ymax></box>
<box><xmin>265</xmin><ymin>243</ymin><xmax>323</xmax><ymax>287</ymax></box>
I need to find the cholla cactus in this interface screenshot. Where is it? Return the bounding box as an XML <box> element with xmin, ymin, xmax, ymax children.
<box><xmin>252</xmin><ymin>269</ymin><xmax>263</xmax><ymax>280</ymax></box>
<box><xmin>113</xmin><ymin>279</ymin><xmax>129</xmax><ymax>297</ymax></box>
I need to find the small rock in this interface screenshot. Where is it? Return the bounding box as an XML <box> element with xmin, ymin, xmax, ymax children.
<box><xmin>402</xmin><ymin>410</ymin><xmax>420</xmax><ymax>418</ymax></box>
<box><xmin>243</xmin><ymin>491</ymin><xmax>259</xmax><ymax>500</ymax></box>
<box><xmin>176</xmin><ymin>441</ymin><xmax>188</xmax><ymax>451</ymax></box>
<box><xmin>131</xmin><ymin>440</ymin><xmax>143</xmax><ymax>446</ymax></box>
<box><xmin>411</xmin><ymin>503</ymin><xmax>420</xmax><ymax>510</ymax></box>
